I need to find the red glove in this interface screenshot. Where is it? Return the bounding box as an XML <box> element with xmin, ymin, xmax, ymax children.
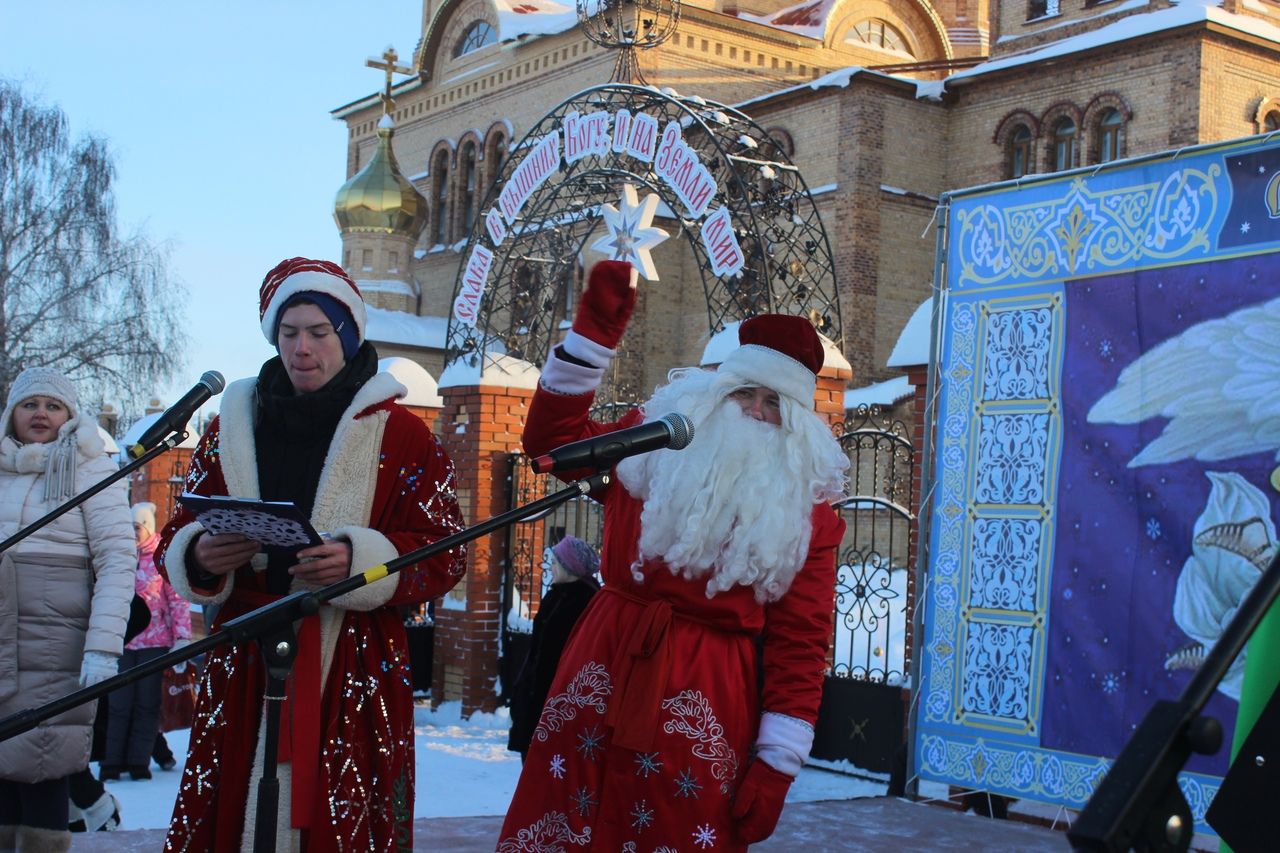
<box><xmin>730</xmin><ymin>759</ymin><xmax>794</xmax><ymax>844</ymax></box>
<box><xmin>572</xmin><ymin>260</ymin><xmax>636</xmax><ymax>350</ymax></box>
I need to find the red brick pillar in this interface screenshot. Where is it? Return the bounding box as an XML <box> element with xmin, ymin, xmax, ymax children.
<box><xmin>815</xmin><ymin>362</ymin><xmax>853</xmax><ymax>431</ymax></box>
<box><xmin>904</xmin><ymin>363</ymin><xmax>929</xmax><ymax>691</ymax></box>
<box><xmin>129</xmin><ymin>447</ymin><xmax>194</xmax><ymax>529</ymax></box>
<box><xmin>433</xmin><ymin>378</ymin><xmax>533</xmax><ymax>715</ymax></box>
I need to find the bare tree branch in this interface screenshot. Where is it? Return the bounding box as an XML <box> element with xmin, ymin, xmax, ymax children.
<box><xmin>0</xmin><ymin>80</ymin><xmax>186</xmax><ymax>420</ymax></box>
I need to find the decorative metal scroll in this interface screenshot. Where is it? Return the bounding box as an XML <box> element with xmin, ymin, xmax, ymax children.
<box><xmin>830</xmin><ymin>404</ymin><xmax>916</xmax><ymax>684</ymax></box>
<box><xmin>443</xmin><ymin>83</ymin><xmax>841</xmax><ymax>379</ymax></box>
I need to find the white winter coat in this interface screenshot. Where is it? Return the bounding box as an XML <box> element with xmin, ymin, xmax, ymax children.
<box><xmin>0</xmin><ymin>415</ymin><xmax>136</xmax><ymax>782</ymax></box>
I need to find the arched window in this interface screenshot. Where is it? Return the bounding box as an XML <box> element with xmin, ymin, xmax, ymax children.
<box><xmin>761</xmin><ymin>127</ymin><xmax>795</xmax><ymax>160</ymax></box>
<box><xmin>454</xmin><ymin>21</ymin><xmax>496</xmax><ymax>58</ymax></box>
<box><xmin>1009</xmin><ymin>125</ymin><xmax>1033</xmax><ymax>179</ymax></box>
<box><xmin>1097</xmin><ymin>108</ymin><xmax>1123</xmax><ymax>164</ymax></box>
<box><xmin>1052</xmin><ymin>117</ymin><xmax>1077</xmax><ymax>171</ymax></box>
<box><xmin>844</xmin><ymin>19</ymin><xmax>913</xmax><ymax>56</ymax></box>
<box><xmin>432</xmin><ymin>149</ymin><xmax>450</xmax><ymax>245</ymax></box>
<box><xmin>1265</xmin><ymin>110</ymin><xmax>1280</xmax><ymax>133</ymax></box>
<box><xmin>459</xmin><ymin>141</ymin><xmax>478</xmax><ymax>234</ymax></box>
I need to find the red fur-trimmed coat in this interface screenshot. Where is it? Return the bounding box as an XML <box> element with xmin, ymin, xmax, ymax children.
<box><xmin>157</xmin><ymin>372</ymin><xmax>466</xmax><ymax>852</ymax></box>
<box><xmin>497</xmin><ymin>389</ymin><xmax>842</xmax><ymax>852</ymax></box>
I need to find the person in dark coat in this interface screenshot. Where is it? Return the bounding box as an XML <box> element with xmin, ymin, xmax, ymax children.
<box><xmin>506</xmin><ymin>535</ymin><xmax>600</xmax><ymax>761</ymax></box>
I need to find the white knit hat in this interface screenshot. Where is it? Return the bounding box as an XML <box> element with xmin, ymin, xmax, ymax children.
<box><xmin>132</xmin><ymin>502</ymin><xmax>157</xmax><ymax>536</ymax></box>
<box><xmin>2</xmin><ymin>366</ymin><xmax>79</xmax><ymax>438</ymax></box>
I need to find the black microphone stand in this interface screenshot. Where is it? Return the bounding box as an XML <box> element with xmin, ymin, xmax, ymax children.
<box><xmin>0</xmin><ymin>469</ymin><xmax>612</xmax><ymax>853</ymax></box>
<box><xmin>0</xmin><ymin>432</ymin><xmax>188</xmax><ymax>555</ymax></box>
<box><xmin>1068</xmin><ymin>547</ymin><xmax>1280</xmax><ymax>851</ymax></box>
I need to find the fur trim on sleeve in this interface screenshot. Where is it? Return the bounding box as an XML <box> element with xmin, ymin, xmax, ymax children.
<box><xmin>754</xmin><ymin>711</ymin><xmax>814</xmax><ymax>777</ymax></box>
<box><xmin>326</xmin><ymin>525</ymin><xmax>401</xmax><ymax>611</ymax></box>
<box><xmin>165</xmin><ymin>522</ymin><xmax>234</xmax><ymax>606</ymax></box>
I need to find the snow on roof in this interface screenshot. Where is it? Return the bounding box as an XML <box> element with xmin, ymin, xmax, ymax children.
<box><xmin>734</xmin><ymin>65</ymin><xmax>934</xmax><ymax>113</ymax></box>
<box><xmin>378</xmin><ymin>357</ymin><xmax>444</xmax><ymax>407</ymax></box>
<box><xmin>120</xmin><ymin>411</ymin><xmax>200</xmax><ymax>452</ymax></box>
<box><xmin>845</xmin><ymin>375</ymin><xmax>914</xmax><ymax>410</ymax></box>
<box><xmin>700</xmin><ymin>320</ymin><xmax>851</xmax><ymax>373</ymax></box>
<box><xmin>887</xmin><ymin>298</ymin><xmax>933</xmax><ymax>368</ymax></box>
<box><xmin>734</xmin><ymin>0</ymin><xmax>838</xmax><ymax>40</ymax></box>
<box><xmin>439</xmin><ymin>353</ymin><xmax>540</xmax><ymax>390</ymax></box>
<box><xmin>949</xmin><ymin>0</ymin><xmax>1280</xmax><ymax>85</ymax></box>
<box><xmin>493</xmin><ymin>0</ymin><xmax>578</xmax><ymax>41</ymax></box>
<box><xmin>365</xmin><ymin>306</ymin><xmax>448</xmax><ymax>350</ymax></box>
<box><xmin>356</xmin><ymin>279</ymin><xmax>416</xmax><ymax>297</ymax></box>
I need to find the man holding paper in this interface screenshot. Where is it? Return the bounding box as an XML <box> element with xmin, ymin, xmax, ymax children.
<box><xmin>156</xmin><ymin>257</ymin><xmax>467</xmax><ymax>851</ymax></box>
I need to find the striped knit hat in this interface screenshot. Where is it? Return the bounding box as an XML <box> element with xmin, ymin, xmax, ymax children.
<box><xmin>258</xmin><ymin>257</ymin><xmax>366</xmax><ymax>351</ymax></box>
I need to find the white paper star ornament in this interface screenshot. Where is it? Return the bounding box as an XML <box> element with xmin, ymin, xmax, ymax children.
<box><xmin>591</xmin><ymin>184</ymin><xmax>670</xmax><ymax>281</ymax></box>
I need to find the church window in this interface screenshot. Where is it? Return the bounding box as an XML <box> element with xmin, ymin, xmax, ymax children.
<box><xmin>1052</xmin><ymin>117</ymin><xmax>1077</xmax><ymax>171</ymax></box>
<box><xmin>1028</xmin><ymin>0</ymin><xmax>1060</xmax><ymax>19</ymax></box>
<box><xmin>1008</xmin><ymin>124</ymin><xmax>1033</xmax><ymax>179</ymax></box>
<box><xmin>1096</xmin><ymin>109</ymin><xmax>1124</xmax><ymax>163</ymax></box>
<box><xmin>460</xmin><ymin>141</ymin><xmax>479</xmax><ymax>234</ymax></box>
<box><xmin>361</xmin><ymin>248</ymin><xmax>373</xmax><ymax>272</ymax></box>
<box><xmin>844</xmin><ymin>19</ymin><xmax>913</xmax><ymax>56</ymax></box>
<box><xmin>432</xmin><ymin>149</ymin><xmax>450</xmax><ymax>245</ymax></box>
<box><xmin>454</xmin><ymin>22</ymin><xmax>496</xmax><ymax>58</ymax></box>
<box><xmin>388</xmin><ymin>250</ymin><xmax>399</xmax><ymax>273</ymax></box>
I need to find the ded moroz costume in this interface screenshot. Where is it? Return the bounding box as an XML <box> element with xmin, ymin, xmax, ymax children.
<box><xmin>497</xmin><ymin>260</ymin><xmax>848</xmax><ymax>850</ymax></box>
<box><xmin>156</xmin><ymin>258</ymin><xmax>467</xmax><ymax>852</ymax></box>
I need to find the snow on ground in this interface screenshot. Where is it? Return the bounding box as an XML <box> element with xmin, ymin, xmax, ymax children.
<box><xmin>100</xmin><ymin>700</ymin><xmax>885</xmax><ymax>831</ymax></box>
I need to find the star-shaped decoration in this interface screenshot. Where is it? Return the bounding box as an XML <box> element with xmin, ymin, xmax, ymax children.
<box><xmin>590</xmin><ymin>183</ymin><xmax>670</xmax><ymax>281</ymax></box>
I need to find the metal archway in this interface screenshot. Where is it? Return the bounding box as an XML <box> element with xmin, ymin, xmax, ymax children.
<box><xmin>444</xmin><ymin>83</ymin><xmax>841</xmax><ymax>382</ymax></box>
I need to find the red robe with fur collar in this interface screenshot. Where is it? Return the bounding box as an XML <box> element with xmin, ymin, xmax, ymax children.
<box><xmin>157</xmin><ymin>372</ymin><xmax>466</xmax><ymax>852</ymax></box>
<box><xmin>497</xmin><ymin>388</ymin><xmax>842</xmax><ymax>851</ymax></box>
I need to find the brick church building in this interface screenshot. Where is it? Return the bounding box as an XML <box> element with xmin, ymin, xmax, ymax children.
<box><xmin>320</xmin><ymin>0</ymin><xmax>1280</xmax><ymax>711</ymax></box>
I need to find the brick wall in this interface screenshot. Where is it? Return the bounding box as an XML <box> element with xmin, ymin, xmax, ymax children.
<box><xmin>432</xmin><ymin>381</ymin><xmax>532</xmax><ymax>714</ymax></box>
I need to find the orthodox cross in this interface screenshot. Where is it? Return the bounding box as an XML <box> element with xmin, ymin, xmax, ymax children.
<box><xmin>366</xmin><ymin>47</ymin><xmax>414</xmax><ymax>115</ymax></box>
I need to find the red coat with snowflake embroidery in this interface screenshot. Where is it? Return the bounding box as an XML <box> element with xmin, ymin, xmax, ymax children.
<box><xmin>156</xmin><ymin>372</ymin><xmax>466</xmax><ymax>852</ymax></box>
<box><xmin>497</xmin><ymin>388</ymin><xmax>842</xmax><ymax>852</ymax></box>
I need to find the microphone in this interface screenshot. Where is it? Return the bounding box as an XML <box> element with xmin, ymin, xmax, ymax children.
<box><xmin>531</xmin><ymin>413</ymin><xmax>694</xmax><ymax>474</ymax></box>
<box><xmin>128</xmin><ymin>371</ymin><xmax>226</xmax><ymax>459</ymax></box>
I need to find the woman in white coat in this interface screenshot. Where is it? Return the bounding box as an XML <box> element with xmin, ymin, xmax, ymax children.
<box><xmin>0</xmin><ymin>368</ymin><xmax>136</xmax><ymax>853</ymax></box>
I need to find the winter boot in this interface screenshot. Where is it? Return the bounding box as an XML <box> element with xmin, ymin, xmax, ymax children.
<box><xmin>15</xmin><ymin>825</ymin><xmax>71</xmax><ymax>853</ymax></box>
<box><xmin>0</xmin><ymin>824</ymin><xmax>15</xmax><ymax>853</ymax></box>
<box><xmin>97</xmin><ymin>765</ymin><xmax>121</xmax><ymax>782</ymax></box>
<box><xmin>68</xmin><ymin>790</ymin><xmax>120</xmax><ymax>833</ymax></box>
<box><xmin>127</xmin><ymin>764</ymin><xmax>151</xmax><ymax>781</ymax></box>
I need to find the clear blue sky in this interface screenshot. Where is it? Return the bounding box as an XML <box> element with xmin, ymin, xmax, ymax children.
<box><xmin>1</xmin><ymin>1</ymin><xmax>422</xmax><ymax>420</ymax></box>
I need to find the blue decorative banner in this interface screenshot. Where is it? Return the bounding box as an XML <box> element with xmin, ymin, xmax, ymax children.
<box><xmin>916</xmin><ymin>135</ymin><xmax>1280</xmax><ymax>832</ymax></box>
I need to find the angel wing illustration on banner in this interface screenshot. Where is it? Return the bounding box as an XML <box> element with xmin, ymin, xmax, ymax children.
<box><xmin>1088</xmin><ymin>296</ymin><xmax>1280</xmax><ymax>700</ymax></box>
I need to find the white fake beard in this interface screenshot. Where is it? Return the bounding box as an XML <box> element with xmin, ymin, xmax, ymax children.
<box><xmin>617</xmin><ymin>385</ymin><xmax>829</xmax><ymax>602</ymax></box>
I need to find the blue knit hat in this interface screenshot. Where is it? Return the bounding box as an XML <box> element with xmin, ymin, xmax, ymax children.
<box><xmin>274</xmin><ymin>291</ymin><xmax>361</xmax><ymax>360</ymax></box>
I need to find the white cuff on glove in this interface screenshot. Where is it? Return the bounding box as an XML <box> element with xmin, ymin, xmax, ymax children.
<box><xmin>79</xmin><ymin>650</ymin><xmax>119</xmax><ymax>688</ymax></box>
<box><xmin>755</xmin><ymin>711</ymin><xmax>814</xmax><ymax>777</ymax></box>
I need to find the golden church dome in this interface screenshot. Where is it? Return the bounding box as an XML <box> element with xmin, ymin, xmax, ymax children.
<box><xmin>333</xmin><ymin>116</ymin><xmax>427</xmax><ymax>237</ymax></box>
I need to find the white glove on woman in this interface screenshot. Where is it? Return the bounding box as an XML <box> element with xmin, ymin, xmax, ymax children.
<box><xmin>171</xmin><ymin>637</ymin><xmax>192</xmax><ymax>673</ymax></box>
<box><xmin>78</xmin><ymin>650</ymin><xmax>119</xmax><ymax>688</ymax></box>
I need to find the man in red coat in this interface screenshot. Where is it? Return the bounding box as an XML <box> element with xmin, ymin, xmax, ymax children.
<box><xmin>156</xmin><ymin>258</ymin><xmax>467</xmax><ymax>851</ymax></box>
<box><xmin>498</xmin><ymin>260</ymin><xmax>848</xmax><ymax>850</ymax></box>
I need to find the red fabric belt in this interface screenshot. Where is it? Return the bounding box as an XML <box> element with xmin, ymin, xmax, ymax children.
<box><xmin>600</xmin><ymin>585</ymin><xmax>751</xmax><ymax>753</ymax></box>
<box><xmin>235</xmin><ymin>588</ymin><xmax>323</xmax><ymax>831</ymax></box>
